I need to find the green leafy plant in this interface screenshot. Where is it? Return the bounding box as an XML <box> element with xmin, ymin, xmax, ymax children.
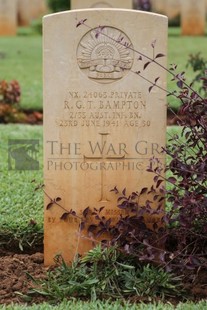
<box><xmin>30</xmin><ymin>245</ymin><xmax>182</xmax><ymax>302</ymax></box>
<box><xmin>186</xmin><ymin>52</ymin><xmax>207</xmax><ymax>95</ymax></box>
<box><xmin>0</xmin><ymin>79</ymin><xmax>26</xmax><ymax>123</ymax></box>
<box><xmin>47</xmin><ymin>0</ymin><xmax>70</xmax><ymax>12</ymax></box>
<box><xmin>0</xmin><ymin>79</ymin><xmax>20</xmax><ymax>104</ymax></box>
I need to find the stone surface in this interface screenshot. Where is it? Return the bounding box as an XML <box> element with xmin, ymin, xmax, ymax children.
<box><xmin>151</xmin><ymin>0</ymin><xmax>166</xmax><ymax>15</ymax></box>
<box><xmin>0</xmin><ymin>0</ymin><xmax>17</xmax><ymax>36</ymax></box>
<box><xmin>71</xmin><ymin>0</ymin><xmax>132</xmax><ymax>9</ymax></box>
<box><xmin>165</xmin><ymin>0</ymin><xmax>180</xmax><ymax>20</ymax></box>
<box><xmin>43</xmin><ymin>9</ymin><xmax>168</xmax><ymax>265</ymax></box>
<box><xmin>181</xmin><ymin>0</ymin><xmax>206</xmax><ymax>35</ymax></box>
<box><xmin>18</xmin><ymin>0</ymin><xmax>47</xmax><ymax>26</ymax></box>
<box><xmin>30</xmin><ymin>0</ymin><xmax>48</xmax><ymax>20</ymax></box>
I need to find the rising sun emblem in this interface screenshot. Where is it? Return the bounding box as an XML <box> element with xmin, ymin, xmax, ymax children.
<box><xmin>77</xmin><ymin>26</ymin><xmax>134</xmax><ymax>84</ymax></box>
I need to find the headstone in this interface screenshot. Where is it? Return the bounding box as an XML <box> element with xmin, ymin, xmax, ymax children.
<box><xmin>31</xmin><ymin>0</ymin><xmax>48</xmax><ymax>20</ymax></box>
<box><xmin>181</xmin><ymin>0</ymin><xmax>206</xmax><ymax>36</ymax></box>
<box><xmin>0</xmin><ymin>0</ymin><xmax>17</xmax><ymax>36</ymax></box>
<box><xmin>18</xmin><ymin>0</ymin><xmax>47</xmax><ymax>26</ymax></box>
<box><xmin>71</xmin><ymin>0</ymin><xmax>132</xmax><ymax>9</ymax></box>
<box><xmin>18</xmin><ymin>0</ymin><xmax>32</xmax><ymax>26</ymax></box>
<box><xmin>151</xmin><ymin>0</ymin><xmax>166</xmax><ymax>15</ymax></box>
<box><xmin>165</xmin><ymin>0</ymin><xmax>180</xmax><ymax>20</ymax></box>
<box><xmin>43</xmin><ymin>9</ymin><xmax>168</xmax><ymax>265</ymax></box>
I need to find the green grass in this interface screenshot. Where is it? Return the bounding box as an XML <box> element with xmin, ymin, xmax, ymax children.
<box><xmin>0</xmin><ymin>26</ymin><xmax>207</xmax><ymax>112</ymax></box>
<box><xmin>1</xmin><ymin>300</ymin><xmax>207</xmax><ymax>310</ymax></box>
<box><xmin>0</xmin><ymin>125</ymin><xmax>43</xmax><ymax>247</ymax></box>
<box><xmin>2</xmin><ymin>300</ymin><xmax>207</xmax><ymax>310</ymax></box>
<box><xmin>0</xmin><ymin>35</ymin><xmax>42</xmax><ymax>111</ymax></box>
<box><xmin>167</xmin><ymin>27</ymin><xmax>207</xmax><ymax>110</ymax></box>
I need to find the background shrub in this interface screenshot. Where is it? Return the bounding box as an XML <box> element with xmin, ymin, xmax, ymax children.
<box><xmin>47</xmin><ymin>0</ymin><xmax>70</xmax><ymax>12</ymax></box>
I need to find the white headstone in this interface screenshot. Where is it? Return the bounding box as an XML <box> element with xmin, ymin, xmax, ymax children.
<box><xmin>0</xmin><ymin>0</ymin><xmax>17</xmax><ymax>36</ymax></box>
<box><xmin>151</xmin><ymin>0</ymin><xmax>166</xmax><ymax>15</ymax></box>
<box><xmin>181</xmin><ymin>0</ymin><xmax>206</xmax><ymax>35</ymax></box>
<box><xmin>18</xmin><ymin>0</ymin><xmax>47</xmax><ymax>26</ymax></box>
<box><xmin>43</xmin><ymin>9</ymin><xmax>168</xmax><ymax>265</ymax></box>
<box><xmin>166</xmin><ymin>0</ymin><xmax>180</xmax><ymax>20</ymax></box>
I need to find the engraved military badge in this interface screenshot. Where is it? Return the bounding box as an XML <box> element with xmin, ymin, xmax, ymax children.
<box><xmin>77</xmin><ymin>26</ymin><xmax>134</xmax><ymax>84</ymax></box>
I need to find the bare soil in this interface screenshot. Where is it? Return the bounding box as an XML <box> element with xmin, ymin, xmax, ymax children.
<box><xmin>0</xmin><ymin>249</ymin><xmax>46</xmax><ymax>305</ymax></box>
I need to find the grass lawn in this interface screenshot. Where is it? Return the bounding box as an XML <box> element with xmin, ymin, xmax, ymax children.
<box><xmin>0</xmin><ymin>300</ymin><xmax>207</xmax><ymax>309</ymax></box>
<box><xmin>0</xmin><ymin>35</ymin><xmax>42</xmax><ymax>111</ymax></box>
<box><xmin>0</xmin><ymin>26</ymin><xmax>206</xmax><ymax>111</ymax></box>
<box><xmin>167</xmin><ymin>27</ymin><xmax>207</xmax><ymax>110</ymax></box>
<box><xmin>0</xmin><ymin>124</ymin><xmax>43</xmax><ymax>249</ymax></box>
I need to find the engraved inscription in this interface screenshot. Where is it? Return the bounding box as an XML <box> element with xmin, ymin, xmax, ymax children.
<box><xmin>77</xmin><ymin>27</ymin><xmax>134</xmax><ymax>83</ymax></box>
<box><xmin>59</xmin><ymin>90</ymin><xmax>150</xmax><ymax>128</ymax></box>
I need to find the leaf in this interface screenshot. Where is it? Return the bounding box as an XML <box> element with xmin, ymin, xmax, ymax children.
<box><xmin>153</xmin><ymin>195</ymin><xmax>160</xmax><ymax>201</ymax></box>
<box><xmin>83</xmin><ymin>207</ymin><xmax>90</xmax><ymax>218</ymax></box>
<box><xmin>153</xmin><ymin>222</ymin><xmax>158</xmax><ymax>230</ymax></box>
<box><xmin>55</xmin><ymin>197</ymin><xmax>61</xmax><ymax>202</ymax></box>
<box><xmin>167</xmin><ymin>177</ymin><xmax>177</xmax><ymax>184</ymax></box>
<box><xmin>60</xmin><ymin>212</ymin><xmax>69</xmax><ymax>220</ymax></box>
<box><xmin>151</xmin><ymin>39</ymin><xmax>156</xmax><ymax>48</ymax></box>
<box><xmin>80</xmin><ymin>221</ymin><xmax>85</xmax><ymax>231</ymax></box>
<box><xmin>177</xmin><ymin>80</ymin><xmax>183</xmax><ymax>88</ymax></box>
<box><xmin>46</xmin><ymin>202</ymin><xmax>54</xmax><ymax>210</ymax></box>
<box><xmin>95</xmin><ymin>31</ymin><xmax>100</xmax><ymax>39</ymax></box>
<box><xmin>118</xmin><ymin>196</ymin><xmax>125</xmax><ymax>202</ymax></box>
<box><xmin>143</xmin><ymin>61</ymin><xmax>151</xmax><ymax>70</ymax></box>
<box><xmin>96</xmin><ymin>228</ymin><xmax>106</xmax><ymax>238</ymax></box>
<box><xmin>88</xmin><ymin>224</ymin><xmax>97</xmax><ymax>233</ymax></box>
<box><xmin>99</xmin><ymin>206</ymin><xmax>105</xmax><ymax>213</ymax></box>
<box><xmin>149</xmin><ymin>85</ymin><xmax>154</xmax><ymax>93</ymax></box>
<box><xmin>118</xmin><ymin>201</ymin><xmax>128</xmax><ymax>209</ymax></box>
<box><xmin>140</xmin><ymin>187</ymin><xmax>148</xmax><ymax>195</ymax></box>
<box><xmin>110</xmin><ymin>186</ymin><xmax>119</xmax><ymax>194</ymax></box>
<box><xmin>154</xmin><ymin>77</ymin><xmax>160</xmax><ymax>83</ymax></box>
<box><xmin>156</xmin><ymin>179</ymin><xmax>164</xmax><ymax>188</ymax></box>
<box><xmin>155</xmin><ymin>53</ymin><xmax>165</xmax><ymax>59</ymax></box>
<box><xmin>76</xmin><ymin>18</ymin><xmax>87</xmax><ymax>28</ymax></box>
<box><xmin>122</xmin><ymin>188</ymin><xmax>126</xmax><ymax>196</ymax></box>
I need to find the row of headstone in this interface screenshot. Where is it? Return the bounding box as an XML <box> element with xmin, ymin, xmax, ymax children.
<box><xmin>71</xmin><ymin>0</ymin><xmax>207</xmax><ymax>36</ymax></box>
<box><xmin>43</xmin><ymin>8</ymin><xmax>168</xmax><ymax>265</ymax></box>
<box><xmin>0</xmin><ymin>0</ymin><xmax>206</xmax><ymax>36</ymax></box>
<box><xmin>0</xmin><ymin>0</ymin><xmax>47</xmax><ymax>36</ymax></box>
